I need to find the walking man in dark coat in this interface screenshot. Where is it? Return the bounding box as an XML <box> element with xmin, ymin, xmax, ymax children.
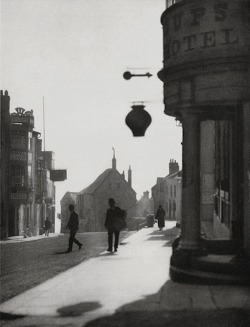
<box><xmin>66</xmin><ymin>204</ymin><xmax>82</xmax><ymax>253</ymax></box>
<box><xmin>156</xmin><ymin>205</ymin><xmax>166</xmax><ymax>231</ymax></box>
<box><xmin>105</xmin><ymin>198</ymin><xmax>124</xmax><ymax>253</ymax></box>
<box><xmin>44</xmin><ymin>217</ymin><xmax>52</xmax><ymax>236</ymax></box>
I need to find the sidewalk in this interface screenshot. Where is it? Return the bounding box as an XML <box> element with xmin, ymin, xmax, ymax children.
<box><xmin>0</xmin><ymin>233</ymin><xmax>60</xmax><ymax>244</ymax></box>
<box><xmin>0</xmin><ymin>222</ymin><xmax>249</xmax><ymax>327</ymax></box>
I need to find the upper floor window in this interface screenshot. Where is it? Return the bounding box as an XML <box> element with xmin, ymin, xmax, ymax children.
<box><xmin>166</xmin><ymin>0</ymin><xmax>183</xmax><ymax>9</ymax></box>
<box><xmin>28</xmin><ymin>132</ymin><xmax>32</xmax><ymax>150</ymax></box>
<box><xmin>174</xmin><ymin>185</ymin><xmax>176</xmax><ymax>197</ymax></box>
<box><xmin>10</xmin><ymin>165</ymin><xmax>25</xmax><ymax>186</ymax></box>
<box><xmin>11</xmin><ymin>135</ymin><xmax>26</xmax><ymax>149</ymax></box>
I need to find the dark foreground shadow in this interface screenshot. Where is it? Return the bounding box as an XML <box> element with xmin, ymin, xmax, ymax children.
<box><xmin>0</xmin><ymin>312</ymin><xmax>26</xmax><ymax>321</ymax></box>
<box><xmin>83</xmin><ymin>279</ymin><xmax>250</xmax><ymax>327</ymax></box>
<box><xmin>57</xmin><ymin>301</ymin><xmax>101</xmax><ymax>317</ymax></box>
<box><xmin>85</xmin><ymin>308</ymin><xmax>250</xmax><ymax>327</ymax></box>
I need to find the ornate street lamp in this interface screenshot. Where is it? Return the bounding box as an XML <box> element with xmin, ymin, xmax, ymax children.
<box><xmin>125</xmin><ymin>103</ymin><xmax>152</xmax><ymax>137</ymax></box>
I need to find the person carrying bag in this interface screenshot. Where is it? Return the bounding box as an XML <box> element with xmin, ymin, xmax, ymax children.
<box><xmin>105</xmin><ymin>198</ymin><xmax>126</xmax><ymax>253</ymax></box>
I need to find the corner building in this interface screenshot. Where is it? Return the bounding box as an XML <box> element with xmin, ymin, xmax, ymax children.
<box><xmin>158</xmin><ymin>0</ymin><xmax>250</xmax><ymax>283</ymax></box>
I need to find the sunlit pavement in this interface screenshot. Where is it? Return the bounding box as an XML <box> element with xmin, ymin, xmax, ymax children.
<box><xmin>1</xmin><ymin>222</ymin><xmax>250</xmax><ymax>327</ymax></box>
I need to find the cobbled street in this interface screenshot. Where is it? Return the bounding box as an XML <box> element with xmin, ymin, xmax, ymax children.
<box><xmin>0</xmin><ymin>225</ymin><xmax>249</xmax><ymax>327</ymax></box>
<box><xmin>0</xmin><ymin>231</ymin><xmax>134</xmax><ymax>303</ymax></box>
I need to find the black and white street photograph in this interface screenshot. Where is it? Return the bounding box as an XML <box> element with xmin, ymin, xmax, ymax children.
<box><xmin>1</xmin><ymin>0</ymin><xmax>250</xmax><ymax>326</ymax></box>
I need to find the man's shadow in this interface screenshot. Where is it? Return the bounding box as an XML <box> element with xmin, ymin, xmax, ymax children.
<box><xmin>51</xmin><ymin>250</ymin><xmax>72</xmax><ymax>255</ymax></box>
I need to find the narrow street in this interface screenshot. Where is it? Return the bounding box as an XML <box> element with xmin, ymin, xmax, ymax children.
<box><xmin>0</xmin><ymin>223</ymin><xmax>249</xmax><ymax>327</ymax></box>
<box><xmin>0</xmin><ymin>231</ymin><xmax>134</xmax><ymax>303</ymax></box>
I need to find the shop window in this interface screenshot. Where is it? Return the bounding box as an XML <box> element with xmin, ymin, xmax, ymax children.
<box><xmin>214</xmin><ymin>120</ymin><xmax>231</xmax><ymax>228</ymax></box>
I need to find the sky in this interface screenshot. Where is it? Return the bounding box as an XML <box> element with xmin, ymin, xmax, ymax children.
<box><xmin>1</xmin><ymin>0</ymin><xmax>182</xmax><ymax>214</ymax></box>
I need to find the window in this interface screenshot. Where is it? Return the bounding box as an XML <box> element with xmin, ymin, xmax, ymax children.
<box><xmin>28</xmin><ymin>132</ymin><xmax>32</xmax><ymax>150</ymax></box>
<box><xmin>10</xmin><ymin>165</ymin><xmax>25</xmax><ymax>186</ymax></box>
<box><xmin>11</xmin><ymin>135</ymin><xmax>26</xmax><ymax>149</ymax></box>
<box><xmin>174</xmin><ymin>185</ymin><xmax>176</xmax><ymax>197</ymax></box>
<box><xmin>173</xmin><ymin>201</ymin><xmax>176</xmax><ymax>218</ymax></box>
<box><xmin>28</xmin><ymin>165</ymin><xmax>32</xmax><ymax>186</ymax></box>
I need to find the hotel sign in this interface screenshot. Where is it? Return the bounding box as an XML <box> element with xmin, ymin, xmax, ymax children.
<box><xmin>10</xmin><ymin>151</ymin><xmax>27</xmax><ymax>161</ymax></box>
<box><xmin>162</xmin><ymin>0</ymin><xmax>248</xmax><ymax>66</ymax></box>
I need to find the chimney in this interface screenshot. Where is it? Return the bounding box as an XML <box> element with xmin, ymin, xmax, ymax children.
<box><xmin>121</xmin><ymin>170</ymin><xmax>125</xmax><ymax>179</ymax></box>
<box><xmin>169</xmin><ymin>159</ymin><xmax>179</xmax><ymax>175</ymax></box>
<box><xmin>128</xmin><ymin>165</ymin><xmax>132</xmax><ymax>187</ymax></box>
<box><xmin>1</xmin><ymin>90</ymin><xmax>10</xmax><ymax>115</ymax></box>
<box><xmin>112</xmin><ymin>148</ymin><xmax>116</xmax><ymax>170</ymax></box>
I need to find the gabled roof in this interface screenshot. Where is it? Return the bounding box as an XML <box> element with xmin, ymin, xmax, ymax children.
<box><xmin>165</xmin><ymin>170</ymin><xmax>182</xmax><ymax>179</ymax></box>
<box><xmin>151</xmin><ymin>177</ymin><xmax>164</xmax><ymax>191</ymax></box>
<box><xmin>79</xmin><ymin>169</ymin><xmax>113</xmax><ymax>194</ymax></box>
<box><xmin>61</xmin><ymin>191</ymin><xmax>78</xmax><ymax>203</ymax></box>
<box><xmin>79</xmin><ymin>168</ymin><xmax>136</xmax><ymax>195</ymax></box>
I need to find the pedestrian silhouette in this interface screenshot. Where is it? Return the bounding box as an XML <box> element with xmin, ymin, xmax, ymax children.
<box><xmin>44</xmin><ymin>217</ymin><xmax>52</xmax><ymax>236</ymax></box>
<box><xmin>156</xmin><ymin>205</ymin><xmax>165</xmax><ymax>231</ymax></box>
<box><xmin>66</xmin><ymin>204</ymin><xmax>82</xmax><ymax>253</ymax></box>
<box><xmin>105</xmin><ymin>198</ymin><xmax>126</xmax><ymax>253</ymax></box>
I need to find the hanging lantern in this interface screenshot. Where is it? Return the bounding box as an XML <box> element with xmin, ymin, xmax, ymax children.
<box><xmin>125</xmin><ymin>104</ymin><xmax>152</xmax><ymax>137</ymax></box>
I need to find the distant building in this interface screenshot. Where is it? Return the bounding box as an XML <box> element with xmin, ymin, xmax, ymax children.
<box><xmin>136</xmin><ymin>191</ymin><xmax>154</xmax><ymax>217</ymax></box>
<box><xmin>0</xmin><ymin>92</ymin><xmax>62</xmax><ymax>238</ymax></box>
<box><xmin>77</xmin><ymin>153</ymin><xmax>137</xmax><ymax>232</ymax></box>
<box><xmin>152</xmin><ymin>160</ymin><xmax>182</xmax><ymax>224</ymax></box>
<box><xmin>60</xmin><ymin>152</ymin><xmax>137</xmax><ymax>232</ymax></box>
<box><xmin>0</xmin><ymin>91</ymin><xmax>11</xmax><ymax>239</ymax></box>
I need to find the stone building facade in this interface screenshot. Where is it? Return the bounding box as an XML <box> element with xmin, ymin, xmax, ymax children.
<box><xmin>158</xmin><ymin>0</ymin><xmax>250</xmax><ymax>283</ymax></box>
<box><xmin>0</xmin><ymin>91</ymin><xmax>11</xmax><ymax>239</ymax></box>
<box><xmin>0</xmin><ymin>91</ymin><xmax>59</xmax><ymax>238</ymax></box>
<box><xmin>152</xmin><ymin>160</ymin><xmax>182</xmax><ymax>224</ymax></box>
